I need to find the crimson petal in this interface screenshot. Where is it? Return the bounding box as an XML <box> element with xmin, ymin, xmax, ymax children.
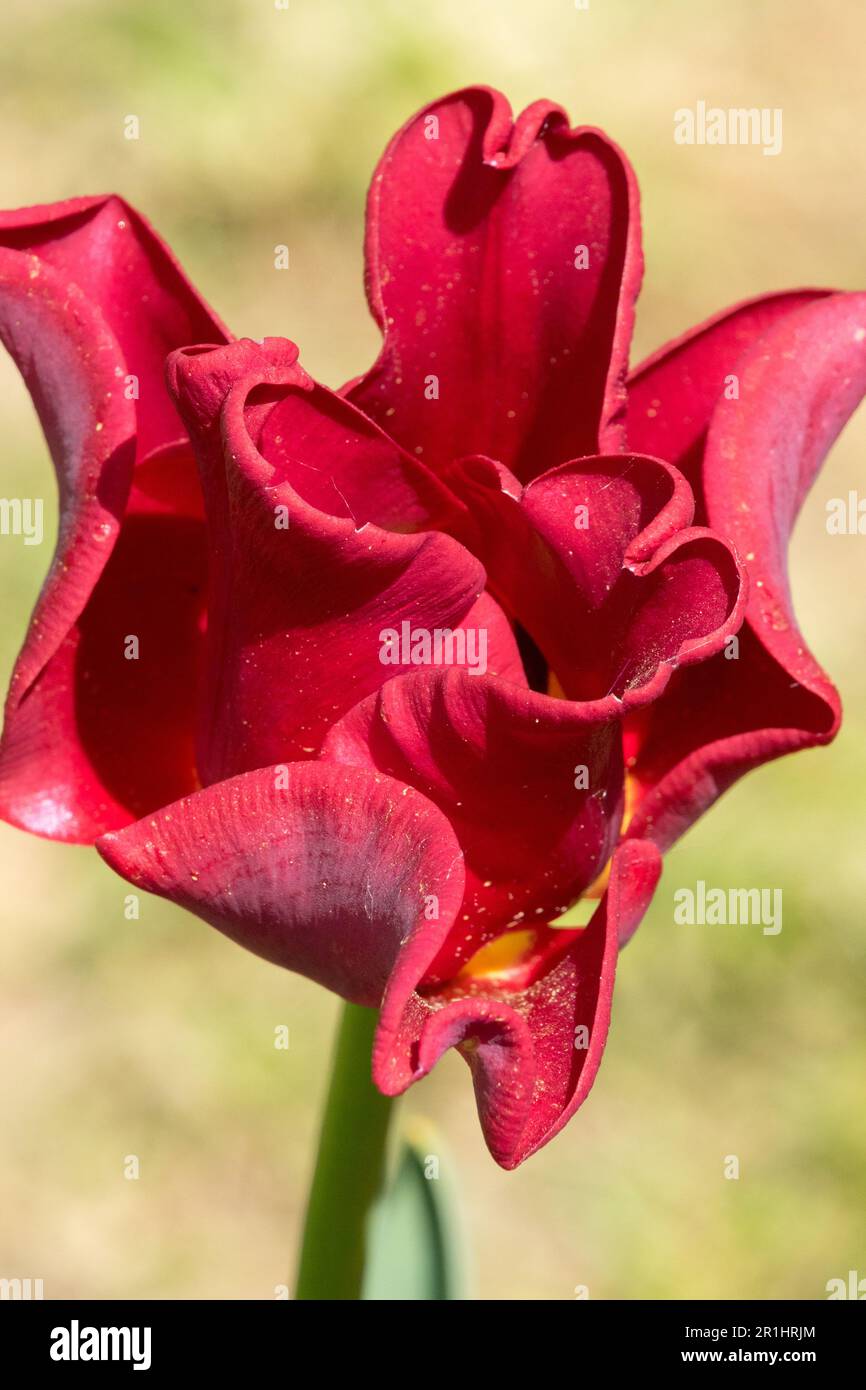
<box><xmin>97</xmin><ymin>761</ymin><xmax>465</xmax><ymax>1008</ymax></box>
<box><xmin>373</xmin><ymin>839</ymin><xmax>661</xmax><ymax>1168</ymax></box>
<box><xmin>0</xmin><ymin>198</ymin><xmax>227</xmax><ymax>841</ymax></box>
<box><xmin>322</xmin><ymin>668</ymin><xmax>625</xmax><ymax>984</ymax></box>
<box><xmin>627</xmin><ymin>288</ymin><xmax>831</xmax><ymax>512</ymax></box>
<box><xmin>627</xmin><ymin>292</ymin><xmax>866</xmax><ymax>848</ymax></box>
<box><xmin>0</xmin><ymin>196</ymin><xmax>230</xmax><ymax>456</ymax></box>
<box><xmin>98</xmin><ymin>760</ymin><xmax>658</xmax><ymax>1167</ymax></box>
<box><xmin>348</xmin><ymin>86</ymin><xmax>642</xmax><ymax>481</ymax></box>
<box><xmin>443</xmin><ymin>452</ymin><xmax>745</xmax><ymax>706</ymax></box>
<box><xmin>167</xmin><ymin>339</ymin><xmax>514</xmax><ymax>783</ymax></box>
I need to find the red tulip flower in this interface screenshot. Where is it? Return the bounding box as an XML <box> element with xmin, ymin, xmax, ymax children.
<box><xmin>2</xmin><ymin>87</ymin><xmax>864</xmax><ymax>1169</ymax></box>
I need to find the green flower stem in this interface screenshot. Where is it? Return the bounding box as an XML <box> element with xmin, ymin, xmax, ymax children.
<box><xmin>294</xmin><ymin>1001</ymin><xmax>396</xmax><ymax>1300</ymax></box>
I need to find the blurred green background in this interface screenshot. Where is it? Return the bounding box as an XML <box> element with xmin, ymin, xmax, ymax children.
<box><xmin>0</xmin><ymin>0</ymin><xmax>864</xmax><ymax>1300</ymax></box>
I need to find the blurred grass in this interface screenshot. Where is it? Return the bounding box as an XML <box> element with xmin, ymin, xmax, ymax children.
<box><xmin>0</xmin><ymin>0</ymin><xmax>864</xmax><ymax>1299</ymax></box>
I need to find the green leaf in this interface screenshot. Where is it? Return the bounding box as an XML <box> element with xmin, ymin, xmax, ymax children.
<box><xmin>362</xmin><ymin>1119</ymin><xmax>469</xmax><ymax>1300</ymax></box>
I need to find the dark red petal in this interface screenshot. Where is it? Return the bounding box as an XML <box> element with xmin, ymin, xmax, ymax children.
<box><xmin>348</xmin><ymin>86</ymin><xmax>642</xmax><ymax>481</ymax></box>
<box><xmin>373</xmin><ymin>839</ymin><xmax>662</xmax><ymax>1168</ymax></box>
<box><xmin>258</xmin><ymin>379</ymin><xmax>472</xmax><ymax>536</ymax></box>
<box><xmin>627</xmin><ymin>292</ymin><xmax>866</xmax><ymax>849</ymax></box>
<box><xmin>97</xmin><ymin>762</ymin><xmax>466</xmax><ymax>1007</ymax></box>
<box><xmin>322</xmin><ymin>668</ymin><xmax>624</xmax><ymax>983</ymax></box>
<box><xmin>0</xmin><ymin>250</ymin><xmax>133</xmax><ymax>838</ymax></box>
<box><xmin>610</xmin><ymin>526</ymin><xmax>745</xmax><ymax>696</ymax></box>
<box><xmin>97</xmin><ymin>755</ymin><xmax>659</xmax><ymax>1167</ymax></box>
<box><xmin>0</xmin><ymin>199</ymin><xmax>227</xmax><ymax>842</ymax></box>
<box><xmin>0</xmin><ymin>195</ymin><xmax>229</xmax><ymax>457</ymax></box>
<box><xmin>444</xmin><ymin>453</ymin><xmax>745</xmax><ymax>706</ymax></box>
<box><xmin>68</xmin><ymin>447</ymin><xmax>208</xmax><ymax>826</ymax></box>
<box><xmin>627</xmin><ymin>289</ymin><xmax>831</xmax><ymax>508</ymax></box>
<box><xmin>167</xmin><ymin>339</ymin><xmax>501</xmax><ymax>783</ymax></box>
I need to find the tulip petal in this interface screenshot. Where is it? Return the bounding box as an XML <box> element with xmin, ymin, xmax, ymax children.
<box><xmin>98</xmin><ymin>756</ymin><xmax>658</xmax><ymax>1166</ymax></box>
<box><xmin>627</xmin><ymin>293</ymin><xmax>866</xmax><ymax>848</ymax></box>
<box><xmin>626</xmin><ymin>288</ymin><xmax>832</xmax><ymax>506</ymax></box>
<box><xmin>168</xmin><ymin>339</ymin><xmax>519</xmax><ymax>782</ymax></box>
<box><xmin>258</xmin><ymin>378</ymin><xmax>472</xmax><ymax>536</ymax></box>
<box><xmin>96</xmin><ymin>761</ymin><xmax>466</xmax><ymax>1007</ymax></box>
<box><xmin>0</xmin><ymin>198</ymin><xmax>227</xmax><ymax>841</ymax></box>
<box><xmin>373</xmin><ymin>839</ymin><xmax>661</xmax><ymax>1168</ymax></box>
<box><xmin>348</xmin><ymin>86</ymin><xmax>642</xmax><ymax>481</ymax></box>
<box><xmin>0</xmin><ymin>195</ymin><xmax>229</xmax><ymax>456</ymax></box>
<box><xmin>443</xmin><ymin>453</ymin><xmax>745</xmax><ymax>706</ymax></box>
<box><xmin>322</xmin><ymin>668</ymin><xmax>625</xmax><ymax>983</ymax></box>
